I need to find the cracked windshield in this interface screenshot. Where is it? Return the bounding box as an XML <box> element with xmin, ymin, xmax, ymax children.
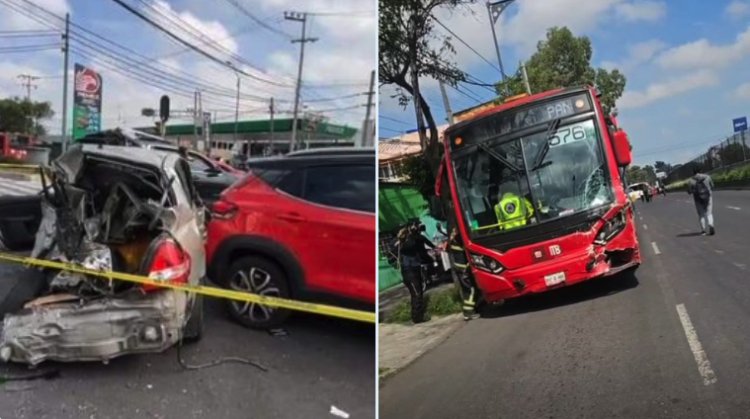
<box><xmin>454</xmin><ymin>118</ymin><xmax>612</xmax><ymax>236</ymax></box>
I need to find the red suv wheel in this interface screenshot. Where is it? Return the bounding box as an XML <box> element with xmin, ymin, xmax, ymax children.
<box><xmin>226</xmin><ymin>256</ymin><xmax>291</xmax><ymax>328</ymax></box>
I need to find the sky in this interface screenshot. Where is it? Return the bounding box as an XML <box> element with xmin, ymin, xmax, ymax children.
<box><xmin>378</xmin><ymin>0</ymin><xmax>750</xmax><ymax>167</ymax></box>
<box><xmin>0</xmin><ymin>0</ymin><xmax>376</xmax><ymax>134</ymax></box>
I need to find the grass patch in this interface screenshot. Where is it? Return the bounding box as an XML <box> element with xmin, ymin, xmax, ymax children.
<box><xmin>383</xmin><ymin>285</ymin><xmax>463</xmax><ymax>324</ymax></box>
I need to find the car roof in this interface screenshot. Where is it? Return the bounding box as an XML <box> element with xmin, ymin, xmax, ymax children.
<box><xmin>80</xmin><ymin>144</ymin><xmax>178</xmax><ymax>167</ymax></box>
<box><xmin>77</xmin><ymin>128</ymin><xmax>172</xmax><ymax>146</ymax></box>
<box><xmin>246</xmin><ymin>150</ymin><xmax>373</xmax><ymax>170</ymax></box>
<box><xmin>286</xmin><ymin>147</ymin><xmax>374</xmax><ymax>157</ymax></box>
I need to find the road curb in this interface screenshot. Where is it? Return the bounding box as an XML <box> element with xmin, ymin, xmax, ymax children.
<box><xmin>379</xmin><ymin>313</ymin><xmax>464</xmax><ymax>383</ymax></box>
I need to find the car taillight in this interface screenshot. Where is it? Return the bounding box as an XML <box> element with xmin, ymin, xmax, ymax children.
<box><xmin>143</xmin><ymin>239</ymin><xmax>191</xmax><ymax>292</ymax></box>
<box><xmin>211</xmin><ymin>199</ymin><xmax>238</xmax><ymax>220</ymax></box>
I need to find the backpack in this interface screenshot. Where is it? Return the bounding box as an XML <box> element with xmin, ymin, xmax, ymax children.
<box><xmin>693</xmin><ymin>175</ymin><xmax>710</xmax><ymax>201</ymax></box>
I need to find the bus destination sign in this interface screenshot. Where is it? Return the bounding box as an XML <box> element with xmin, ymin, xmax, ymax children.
<box><xmin>449</xmin><ymin>93</ymin><xmax>593</xmax><ymax>150</ymax></box>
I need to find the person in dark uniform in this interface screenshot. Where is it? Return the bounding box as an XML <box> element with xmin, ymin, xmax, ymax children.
<box><xmin>448</xmin><ymin>225</ymin><xmax>481</xmax><ymax>321</ymax></box>
<box><xmin>396</xmin><ymin>220</ymin><xmax>435</xmax><ymax>324</ymax></box>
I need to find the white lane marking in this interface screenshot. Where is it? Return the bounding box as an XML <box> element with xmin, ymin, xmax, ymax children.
<box><xmin>643</xmin><ymin>224</ymin><xmax>648</xmax><ymax>230</ymax></box>
<box><xmin>714</xmin><ymin>249</ymin><xmax>725</xmax><ymax>254</ymax></box>
<box><xmin>676</xmin><ymin>304</ymin><xmax>717</xmax><ymax>386</ymax></box>
<box><xmin>651</xmin><ymin>242</ymin><xmax>661</xmax><ymax>255</ymax></box>
<box><xmin>733</xmin><ymin>262</ymin><xmax>746</xmax><ymax>270</ymax></box>
<box><xmin>727</xmin><ymin>206</ymin><xmax>741</xmax><ymax>211</ymax></box>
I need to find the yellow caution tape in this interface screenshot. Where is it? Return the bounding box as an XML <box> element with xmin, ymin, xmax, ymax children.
<box><xmin>0</xmin><ymin>163</ymin><xmax>41</xmax><ymax>170</ymax></box>
<box><xmin>0</xmin><ymin>252</ymin><xmax>375</xmax><ymax>324</ymax></box>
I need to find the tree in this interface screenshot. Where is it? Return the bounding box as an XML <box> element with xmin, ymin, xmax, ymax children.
<box><xmin>627</xmin><ymin>165</ymin><xmax>657</xmax><ymax>184</ymax></box>
<box><xmin>654</xmin><ymin>161</ymin><xmax>672</xmax><ymax>174</ymax></box>
<box><xmin>0</xmin><ymin>97</ymin><xmax>54</xmax><ymax>136</ymax></box>
<box><xmin>496</xmin><ymin>27</ymin><xmax>626</xmax><ymax>114</ymax></box>
<box><xmin>379</xmin><ymin>0</ymin><xmax>468</xmax><ymax>173</ymax></box>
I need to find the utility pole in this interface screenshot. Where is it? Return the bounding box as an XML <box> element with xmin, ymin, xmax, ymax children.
<box><xmin>269</xmin><ymin>97</ymin><xmax>275</xmax><ymax>155</ymax></box>
<box><xmin>61</xmin><ymin>13</ymin><xmax>70</xmax><ymax>150</ymax></box>
<box><xmin>284</xmin><ymin>11</ymin><xmax>318</xmax><ymax>153</ymax></box>
<box><xmin>438</xmin><ymin>79</ymin><xmax>454</xmax><ymax>125</ymax></box>
<box><xmin>520</xmin><ymin>61</ymin><xmax>531</xmax><ymax>94</ymax></box>
<box><xmin>18</xmin><ymin>74</ymin><xmax>40</xmax><ymax>135</ymax></box>
<box><xmin>362</xmin><ymin>70</ymin><xmax>375</xmax><ymax>147</ymax></box>
<box><xmin>486</xmin><ymin>0</ymin><xmax>515</xmax><ymax>81</ymax></box>
<box><xmin>193</xmin><ymin>91</ymin><xmax>199</xmax><ymax>149</ymax></box>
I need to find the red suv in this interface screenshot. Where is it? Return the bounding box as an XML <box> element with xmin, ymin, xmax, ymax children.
<box><xmin>206</xmin><ymin>148</ymin><xmax>375</xmax><ymax>328</ymax></box>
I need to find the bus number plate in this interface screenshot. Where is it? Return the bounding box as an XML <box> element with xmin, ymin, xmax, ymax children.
<box><xmin>544</xmin><ymin>272</ymin><xmax>566</xmax><ymax>287</ymax></box>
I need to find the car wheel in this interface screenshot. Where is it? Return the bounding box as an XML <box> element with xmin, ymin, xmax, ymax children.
<box><xmin>182</xmin><ymin>287</ymin><xmax>204</xmax><ymax>343</ymax></box>
<box><xmin>226</xmin><ymin>256</ymin><xmax>291</xmax><ymax>329</ymax></box>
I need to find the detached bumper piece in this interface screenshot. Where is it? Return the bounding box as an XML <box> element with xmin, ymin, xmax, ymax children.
<box><xmin>0</xmin><ymin>290</ymin><xmax>186</xmax><ymax>366</ymax></box>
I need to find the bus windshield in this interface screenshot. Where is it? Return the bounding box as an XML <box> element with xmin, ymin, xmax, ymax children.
<box><xmin>452</xmin><ymin>118</ymin><xmax>613</xmax><ymax>238</ymax></box>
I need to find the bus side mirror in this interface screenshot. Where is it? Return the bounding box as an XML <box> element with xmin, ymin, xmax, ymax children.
<box><xmin>613</xmin><ymin>130</ymin><xmax>632</xmax><ymax>167</ymax></box>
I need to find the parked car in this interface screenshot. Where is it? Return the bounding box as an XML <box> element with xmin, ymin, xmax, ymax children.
<box><xmin>206</xmin><ymin>148</ymin><xmax>376</xmax><ymax>328</ymax></box>
<box><xmin>0</xmin><ymin>144</ymin><xmax>205</xmax><ymax>365</ymax></box>
<box><xmin>628</xmin><ymin>183</ymin><xmax>652</xmax><ymax>202</ymax></box>
<box><xmin>149</xmin><ymin>145</ymin><xmax>241</xmax><ymax>207</ymax></box>
<box><xmin>627</xmin><ymin>185</ymin><xmax>642</xmax><ymax>202</ymax></box>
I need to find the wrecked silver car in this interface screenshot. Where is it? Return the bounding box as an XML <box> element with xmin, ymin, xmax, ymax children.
<box><xmin>0</xmin><ymin>144</ymin><xmax>206</xmax><ymax>365</ymax></box>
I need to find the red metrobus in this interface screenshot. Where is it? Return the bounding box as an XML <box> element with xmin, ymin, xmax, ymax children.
<box><xmin>436</xmin><ymin>86</ymin><xmax>640</xmax><ymax>303</ymax></box>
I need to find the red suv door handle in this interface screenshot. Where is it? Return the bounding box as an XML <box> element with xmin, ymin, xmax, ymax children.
<box><xmin>278</xmin><ymin>212</ymin><xmax>305</xmax><ymax>222</ymax></box>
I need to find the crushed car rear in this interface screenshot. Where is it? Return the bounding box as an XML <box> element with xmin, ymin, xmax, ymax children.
<box><xmin>0</xmin><ymin>145</ymin><xmax>205</xmax><ymax>365</ymax></box>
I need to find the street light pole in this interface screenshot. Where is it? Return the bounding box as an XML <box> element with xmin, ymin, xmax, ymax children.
<box><xmin>486</xmin><ymin>0</ymin><xmax>516</xmax><ymax>81</ymax></box>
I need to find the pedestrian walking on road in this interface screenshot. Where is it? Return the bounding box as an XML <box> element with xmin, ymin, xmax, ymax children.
<box><xmin>395</xmin><ymin>220</ymin><xmax>435</xmax><ymax>323</ymax></box>
<box><xmin>687</xmin><ymin>167</ymin><xmax>715</xmax><ymax>236</ymax></box>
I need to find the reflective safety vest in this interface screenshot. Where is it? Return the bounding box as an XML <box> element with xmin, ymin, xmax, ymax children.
<box><xmin>494</xmin><ymin>192</ymin><xmax>534</xmax><ymax>230</ymax></box>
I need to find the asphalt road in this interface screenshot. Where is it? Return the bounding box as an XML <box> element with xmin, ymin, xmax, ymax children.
<box><xmin>0</xmin><ymin>269</ymin><xmax>375</xmax><ymax>419</ymax></box>
<box><xmin>380</xmin><ymin>190</ymin><xmax>750</xmax><ymax>419</ymax></box>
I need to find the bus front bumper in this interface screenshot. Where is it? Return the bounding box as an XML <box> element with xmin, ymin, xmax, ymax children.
<box><xmin>474</xmin><ymin>244</ymin><xmax>640</xmax><ymax>303</ymax></box>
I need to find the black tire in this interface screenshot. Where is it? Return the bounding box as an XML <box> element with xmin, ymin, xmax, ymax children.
<box><xmin>225</xmin><ymin>256</ymin><xmax>291</xmax><ymax>329</ymax></box>
<box><xmin>182</xmin><ymin>288</ymin><xmax>204</xmax><ymax>343</ymax></box>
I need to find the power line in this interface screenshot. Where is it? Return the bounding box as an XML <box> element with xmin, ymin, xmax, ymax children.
<box><xmin>432</xmin><ymin>15</ymin><xmax>501</xmax><ymax>73</ymax></box>
<box><xmin>0</xmin><ymin>0</ymin><xmax>292</xmax><ymax>106</ymax></box>
<box><xmin>109</xmin><ymin>0</ymin><xmax>292</xmax><ymax>88</ymax></box>
<box><xmin>301</xmin><ymin>92</ymin><xmax>363</xmax><ymax>103</ymax></box>
<box><xmin>451</xmin><ymin>84</ymin><xmax>482</xmax><ymax>104</ymax></box>
<box><xmin>133</xmin><ymin>0</ymin><xmax>295</xmax><ymax>86</ymax></box>
<box><xmin>220</xmin><ymin>0</ymin><xmax>293</xmax><ymax>39</ymax></box>
<box><xmin>0</xmin><ymin>29</ymin><xmax>56</xmax><ymax>33</ymax></box>
<box><xmin>0</xmin><ymin>31</ymin><xmax>58</xmax><ymax>38</ymax></box>
<box><xmin>307</xmin><ymin>10</ymin><xmax>375</xmax><ymax>17</ymax></box>
<box><xmin>380</xmin><ymin>127</ymin><xmax>405</xmax><ymax>135</ymax></box>
<box><xmin>380</xmin><ymin>115</ymin><xmax>411</xmax><ymax>125</ymax></box>
<box><xmin>0</xmin><ymin>0</ymin><xmax>240</xmax><ymax>99</ymax></box>
<box><xmin>0</xmin><ymin>43</ymin><xmax>58</xmax><ymax>52</ymax></box>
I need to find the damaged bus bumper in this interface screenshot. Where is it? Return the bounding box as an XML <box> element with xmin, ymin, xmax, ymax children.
<box><xmin>473</xmin><ymin>217</ymin><xmax>641</xmax><ymax>303</ymax></box>
<box><xmin>0</xmin><ymin>290</ymin><xmax>187</xmax><ymax>366</ymax></box>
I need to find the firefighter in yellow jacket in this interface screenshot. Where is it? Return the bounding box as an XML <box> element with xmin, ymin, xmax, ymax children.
<box><xmin>494</xmin><ymin>192</ymin><xmax>534</xmax><ymax>230</ymax></box>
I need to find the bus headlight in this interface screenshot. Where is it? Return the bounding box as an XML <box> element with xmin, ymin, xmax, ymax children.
<box><xmin>470</xmin><ymin>253</ymin><xmax>505</xmax><ymax>274</ymax></box>
<box><xmin>594</xmin><ymin>208</ymin><xmax>628</xmax><ymax>245</ymax></box>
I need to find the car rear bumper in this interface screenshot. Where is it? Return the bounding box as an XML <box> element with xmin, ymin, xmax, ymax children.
<box><xmin>0</xmin><ymin>289</ymin><xmax>187</xmax><ymax>365</ymax></box>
